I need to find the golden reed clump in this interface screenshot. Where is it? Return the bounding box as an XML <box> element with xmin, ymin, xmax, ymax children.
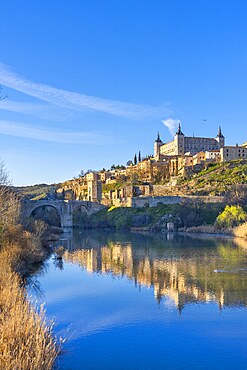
<box><xmin>0</xmin><ymin>238</ymin><xmax>58</xmax><ymax>369</ymax></box>
<box><xmin>0</xmin><ymin>162</ymin><xmax>58</xmax><ymax>368</ymax></box>
<box><xmin>233</xmin><ymin>222</ymin><xmax>247</xmax><ymax>239</ymax></box>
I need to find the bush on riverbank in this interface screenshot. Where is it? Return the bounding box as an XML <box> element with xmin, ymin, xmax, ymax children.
<box><xmin>216</xmin><ymin>205</ymin><xmax>247</xmax><ymax>229</ymax></box>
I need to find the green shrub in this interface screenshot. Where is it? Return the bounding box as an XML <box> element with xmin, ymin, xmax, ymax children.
<box><xmin>216</xmin><ymin>205</ymin><xmax>247</xmax><ymax>228</ymax></box>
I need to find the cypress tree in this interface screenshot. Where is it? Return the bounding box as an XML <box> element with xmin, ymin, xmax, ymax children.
<box><xmin>134</xmin><ymin>153</ymin><xmax>137</xmax><ymax>165</ymax></box>
<box><xmin>138</xmin><ymin>150</ymin><xmax>141</xmax><ymax>162</ymax></box>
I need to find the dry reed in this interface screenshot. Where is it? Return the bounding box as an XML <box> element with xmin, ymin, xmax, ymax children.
<box><xmin>181</xmin><ymin>224</ymin><xmax>232</xmax><ymax>235</ymax></box>
<box><xmin>233</xmin><ymin>222</ymin><xmax>247</xmax><ymax>239</ymax></box>
<box><xmin>0</xmin><ymin>234</ymin><xmax>58</xmax><ymax>370</ymax></box>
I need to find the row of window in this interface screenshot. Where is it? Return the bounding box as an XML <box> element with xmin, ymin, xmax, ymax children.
<box><xmin>226</xmin><ymin>153</ymin><xmax>245</xmax><ymax>157</ymax></box>
<box><xmin>185</xmin><ymin>146</ymin><xmax>218</xmax><ymax>151</ymax></box>
<box><xmin>226</xmin><ymin>148</ymin><xmax>246</xmax><ymax>152</ymax></box>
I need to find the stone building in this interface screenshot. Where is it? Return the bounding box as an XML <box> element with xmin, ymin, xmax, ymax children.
<box><xmin>57</xmin><ymin>172</ymin><xmax>102</xmax><ymax>202</ymax></box>
<box><xmin>85</xmin><ymin>172</ymin><xmax>102</xmax><ymax>202</ymax></box>
<box><xmin>126</xmin><ymin>158</ymin><xmax>169</xmax><ymax>183</ymax></box>
<box><xmin>220</xmin><ymin>145</ymin><xmax>247</xmax><ymax>161</ymax></box>
<box><xmin>205</xmin><ymin>150</ymin><xmax>221</xmax><ymax>161</ymax></box>
<box><xmin>154</xmin><ymin>124</ymin><xmax>225</xmax><ymax>159</ymax></box>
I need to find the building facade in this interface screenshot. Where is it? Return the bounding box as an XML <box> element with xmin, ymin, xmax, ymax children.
<box><xmin>220</xmin><ymin>146</ymin><xmax>247</xmax><ymax>161</ymax></box>
<box><xmin>154</xmin><ymin>124</ymin><xmax>225</xmax><ymax>159</ymax></box>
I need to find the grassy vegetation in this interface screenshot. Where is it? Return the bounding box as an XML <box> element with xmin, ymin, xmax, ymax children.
<box><xmin>0</xmin><ymin>225</ymin><xmax>59</xmax><ymax>369</ymax></box>
<box><xmin>13</xmin><ymin>183</ymin><xmax>58</xmax><ymax>200</ymax></box>
<box><xmin>181</xmin><ymin>206</ymin><xmax>247</xmax><ymax>237</ymax></box>
<box><xmin>179</xmin><ymin>159</ymin><xmax>247</xmax><ymax>195</ymax></box>
<box><xmin>102</xmin><ymin>182</ymin><xmax>123</xmax><ymax>193</ymax></box>
<box><xmin>233</xmin><ymin>222</ymin><xmax>247</xmax><ymax>239</ymax></box>
<box><xmin>0</xmin><ymin>163</ymin><xmax>58</xmax><ymax>369</ymax></box>
<box><xmin>0</xmin><ymin>248</ymin><xmax>58</xmax><ymax>369</ymax></box>
<box><xmin>81</xmin><ymin>203</ymin><xmax>224</xmax><ymax>231</ymax></box>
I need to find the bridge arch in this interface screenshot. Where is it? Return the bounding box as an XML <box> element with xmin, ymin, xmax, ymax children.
<box><xmin>72</xmin><ymin>203</ymin><xmax>88</xmax><ymax>214</ymax></box>
<box><xmin>29</xmin><ymin>204</ymin><xmax>62</xmax><ymax>227</ymax></box>
<box><xmin>21</xmin><ymin>200</ymin><xmax>106</xmax><ymax>230</ymax></box>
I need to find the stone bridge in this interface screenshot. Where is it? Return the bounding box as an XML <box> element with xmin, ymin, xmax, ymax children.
<box><xmin>21</xmin><ymin>199</ymin><xmax>105</xmax><ymax>229</ymax></box>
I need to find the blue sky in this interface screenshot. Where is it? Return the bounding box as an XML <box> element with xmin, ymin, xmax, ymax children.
<box><xmin>0</xmin><ymin>0</ymin><xmax>246</xmax><ymax>185</ymax></box>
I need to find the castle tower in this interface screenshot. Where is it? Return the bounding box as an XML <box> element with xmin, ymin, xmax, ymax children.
<box><xmin>174</xmin><ymin>123</ymin><xmax>185</xmax><ymax>155</ymax></box>
<box><xmin>215</xmin><ymin>126</ymin><xmax>225</xmax><ymax>149</ymax></box>
<box><xmin>154</xmin><ymin>132</ymin><xmax>163</xmax><ymax>160</ymax></box>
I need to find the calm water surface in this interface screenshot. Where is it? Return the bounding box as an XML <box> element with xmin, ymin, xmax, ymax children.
<box><xmin>29</xmin><ymin>231</ymin><xmax>247</xmax><ymax>370</ymax></box>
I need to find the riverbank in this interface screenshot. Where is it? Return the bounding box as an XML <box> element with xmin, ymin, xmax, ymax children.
<box><xmin>179</xmin><ymin>222</ymin><xmax>247</xmax><ymax>240</ymax></box>
<box><xmin>0</xmin><ymin>224</ymin><xmax>58</xmax><ymax>370</ymax></box>
<box><xmin>79</xmin><ymin>203</ymin><xmax>225</xmax><ymax>231</ymax></box>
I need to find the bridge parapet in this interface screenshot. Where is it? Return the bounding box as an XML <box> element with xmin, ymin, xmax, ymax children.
<box><xmin>20</xmin><ymin>199</ymin><xmax>105</xmax><ymax>229</ymax></box>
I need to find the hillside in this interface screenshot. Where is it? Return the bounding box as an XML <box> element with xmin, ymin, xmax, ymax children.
<box><xmin>177</xmin><ymin>159</ymin><xmax>247</xmax><ymax>196</ymax></box>
<box><xmin>13</xmin><ymin>183</ymin><xmax>59</xmax><ymax>200</ymax></box>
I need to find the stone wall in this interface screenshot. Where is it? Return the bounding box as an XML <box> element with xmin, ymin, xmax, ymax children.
<box><xmin>112</xmin><ymin>195</ymin><xmax>225</xmax><ymax>208</ymax></box>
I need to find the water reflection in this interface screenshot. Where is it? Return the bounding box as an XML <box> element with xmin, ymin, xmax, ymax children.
<box><xmin>57</xmin><ymin>231</ymin><xmax>247</xmax><ymax>312</ymax></box>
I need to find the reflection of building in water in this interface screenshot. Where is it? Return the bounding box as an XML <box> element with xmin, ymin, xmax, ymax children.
<box><xmin>63</xmin><ymin>242</ymin><xmax>247</xmax><ymax>311</ymax></box>
<box><xmin>101</xmin><ymin>243</ymin><xmax>133</xmax><ymax>279</ymax></box>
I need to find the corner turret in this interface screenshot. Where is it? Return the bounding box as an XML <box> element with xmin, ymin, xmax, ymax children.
<box><xmin>217</xmin><ymin>126</ymin><xmax>224</xmax><ymax>138</ymax></box>
<box><xmin>154</xmin><ymin>132</ymin><xmax>163</xmax><ymax>159</ymax></box>
<box><xmin>174</xmin><ymin>122</ymin><xmax>185</xmax><ymax>155</ymax></box>
<box><xmin>215</xmin><ymin>126</ymin><xmax>225</xmax><ymax>148</ymax></box>
<box><xmin>155</xmin><ymin>131</ymin><xmax>162</xmax><ymax>143</ymax></box>
<box><xmin>176</xmin><ymin>122</ymin><xmax>184</xmax><ymax>136</ymax></box>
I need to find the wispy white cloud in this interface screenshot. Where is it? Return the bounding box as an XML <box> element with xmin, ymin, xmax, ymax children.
<box><xmin>0</xmin><ymin>99</ymin><xmax>81</xmax><ymax>121</ymax></box>
<box><xmin>0</xmin><ymin>100</ymin><xmax>43</xmax><ymax>113</ymax></box>
<box><xmin>0</xmin><ymin>62</ymin><xmax>169</xmax><ymax>120</ymax></box>
<box><xmin>0</xmin><ymin>120</ymin><xmax>105</xmax><ymax>144</ymax></box>
<box><xmin>162</xmin><ymin>118</ymin><xmax>180</xmax><ymax>136</ymax></box>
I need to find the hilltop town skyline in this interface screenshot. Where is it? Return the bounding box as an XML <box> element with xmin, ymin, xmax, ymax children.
<box><xmin>1</xmin><ymin>1</ymin><xmax>247</xmax><ymax>185</ymax></box>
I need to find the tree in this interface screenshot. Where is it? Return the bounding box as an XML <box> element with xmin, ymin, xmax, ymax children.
<box><xmin>216</xmin><ymin>205</ymin><xmax>247</xmax><ymax>228</ymax></box>
<box><xmin>84</xmin><ymin>169</ymin><xmax>93</xmax><ymax>175</ymax></box>
<box><xmin>226</xmin><ymin>185</ymin><xmax>247</xmax><ymax>205</ymax></box>
<box><xmin>78</xmin><ymin>170</ymin><xmax>84</xmax><ymax>178</ymax></box>
<box><xmin>134</xmin><ymin>154</ymin><xmax>137</xmax><ymax>165</ymax></box>
<box><xmin>0</xmin><ymin>161</ymin><xmax>20</xmax><ymax>232</ymax></box>
<box><xmin>138</xmin><ymin>151</ymin><xmax>141</xmax><ymax>162</ymax></box>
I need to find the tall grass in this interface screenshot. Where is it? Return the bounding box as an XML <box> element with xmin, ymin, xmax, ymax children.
<box><xmin>0</xmin><ymin>230</ymin><xmax>58</xmax><ymax>369</ymax></box>
<box><xmin>233</xmin><ymin>222</ymin><xmax>247</xmax><ymax>239</ymax></box>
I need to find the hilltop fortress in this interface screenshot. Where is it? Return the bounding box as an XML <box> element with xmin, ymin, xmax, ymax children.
<box><xmin>154</xmin><ymin>124</ymin><xmax>225</xmax><ymax>159</ymax></box>
<box><xmin>56</xmin><ymin>123</ymin><xmax>247</xmax><ymax>206</ymax></box>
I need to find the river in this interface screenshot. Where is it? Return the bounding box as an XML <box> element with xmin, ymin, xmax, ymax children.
<box><xmin>29</xmin><ymin>231</ymin><xmax>247</xmax><ymax>370</ymax></box>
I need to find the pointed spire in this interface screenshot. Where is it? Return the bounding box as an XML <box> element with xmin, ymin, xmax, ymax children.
<box><xmin>217</xmin><ymin>126</ymin><xmax>224</xmax><ymax>137</ymax></box>
<box><xmin>155</xmin><ymin>131</ymin><xmax>162</xmax><ymax>143</ymax></box>
<box><xmin>176</xmin><ymin>122</ymin><xmax>184</xmax><ymax>135</ymax></box>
